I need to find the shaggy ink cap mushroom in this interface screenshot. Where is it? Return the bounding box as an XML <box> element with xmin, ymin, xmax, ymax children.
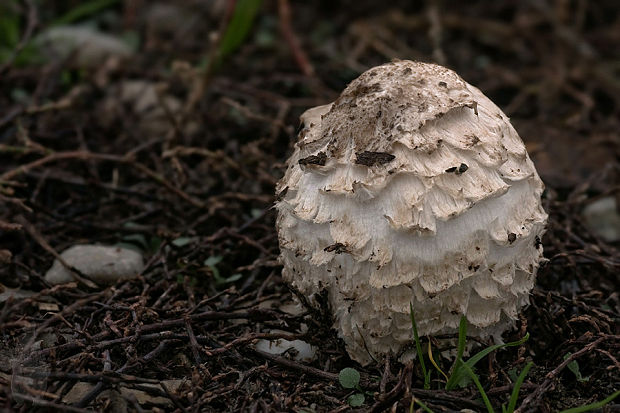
<box><xmin>276</xmin><ymin>60</ymin><xmax>548</xmax><ymax>365</ymax></box>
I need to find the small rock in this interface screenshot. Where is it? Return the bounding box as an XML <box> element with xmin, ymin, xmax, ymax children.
<box><xmin>582</xmin><ymin>196</ymin><xmax>620</xmax><ymax>242</ymax></box>
<box><xmin>255</xmin><ymin>332</ymin><xmax>317</xmax><ymax>362</ymax></box>
<box><xmin>35</xmin><ymin>25</ymin><xmax>133</xmax><ymax>68</ymax></box>
<box><xmin>144</xmin><ymin>3</ymin><xmax>193</xmax><ymax>35</ymax></box>
<box><xmin>62</xmin><ymin>382</ymin><xmax>94</xmax><ymax>404</ymax></box>
<box><xmin>63</xmin><ymin>380</ymin><xmax>184</xmax><ymax>408</ymax></box>
<box><xmin>45</xmin><ymin>245</ymin><xmax>144</xmax><ymax>286</ymax></box>
<box><xmin>0</xmin><ymin>284</ymin><xmax>36</xmax><ymax>303</ymax></box>
<box><xmin>100</xmin><ymin>80</ymin><xmax>196</xmax><ymax>137</ymax></box>
<box><xmin>120</xmin><ymin>379</ymin><xmax>185</xmax><ymax>407</ymax></box>
<box><xmin>117</xmin><ymin>80</ymin><xmax>176</xmax><ymax>114</ymax></box>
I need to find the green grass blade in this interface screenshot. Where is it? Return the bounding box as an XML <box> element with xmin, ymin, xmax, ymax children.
<box><xmin>217</xmin><ymin>0</ymin><xmax>262</xmax><ymax>60</ymax></box>
<box><xmin>410</xmin><ymin>303</ymin><xmax>430</xmax><ymax>390</ymax></box>
<box><xmin>0</xmin><ymin>1</ymin><xmax>20</xmax><ymax>48</ymax></box>
<box><xmin>450</xmin><ymin>333</ymin><xmax>530</xmax><ymax>389</ymax></box>
<box><xmin>558</xmin><ymin>390</ymin><xmax>620</xmax><ymax>413</ymax></box>
<box><xmin>460</xmin><ymin>360</ymin><xmax>495</xmax><ymax>413</ymax></box>
<box><xmin>506</xmin><ymin>361</ymin><xmax>533</xmax><ymax>412</ymax></box>
<box><xmin>467</xmin><ymin>333</ymin><xmax>530</xmax><ymax>370</ymax></box>
<box><xmin>53</xmin><ymin>0</ymin><xmax>121</xmax><ymax>26</ymax></box>
<box><xmin>428</xmin><ymin>339</ymin><xmax>448</xmax><ymax>381</ymax></box>
<box><xmin>412</xmin><ymin>396</ymin><xmax>435</xmax><ymax>413</ymax></box>
<box><xmin>445</xmin><ymin>316</ymin><xmax>468</xmax><ymax>389</ymax></box>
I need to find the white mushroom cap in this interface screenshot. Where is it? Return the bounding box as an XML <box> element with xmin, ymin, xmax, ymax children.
<box><xmin>276</xmin><ymin>60</ymin><xmax>547</xmax><ymax>365</ymax></box>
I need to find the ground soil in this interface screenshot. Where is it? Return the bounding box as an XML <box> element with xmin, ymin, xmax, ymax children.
<box><xmin>0</xmin><ymin>1</ymin><xmax>619</xmax><ymax>412</ymax></box>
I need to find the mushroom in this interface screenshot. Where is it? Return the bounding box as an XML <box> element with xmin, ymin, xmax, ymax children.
<box><xmin>275</xmin><ymin>60</ymin><xmax>547</xmax><ymax>365</ymax></box>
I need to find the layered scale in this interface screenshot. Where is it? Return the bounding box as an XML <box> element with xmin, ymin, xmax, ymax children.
<box><xmin>276</xmin><ymin>61</ymin><xmax>547</xmax><ymax>364</ymax></box>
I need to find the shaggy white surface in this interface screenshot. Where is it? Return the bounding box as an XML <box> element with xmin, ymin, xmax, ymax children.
<box><xmin>276</xmin><ymin>61</ymin><xmax>547</xmax><ymax>365</ymax></box>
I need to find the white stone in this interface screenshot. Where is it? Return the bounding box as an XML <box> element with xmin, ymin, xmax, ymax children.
<box><xmin>276</xmin><ymin>61</ymin><xmax>548</xmax><ymax>365</ymax></box>
<box><xmin>0</xmin><ymin>285</ymin><xmax>35</xmax><ymax>303</ymax></box>
<box><xmin>582</xmin><ymin>196</ymin><xmax>620</xmax><ymax>242</ymax></box>
<box><xmin>45</xmin><ymin>245</ymin><xmax>144</xmax><ymax>286</ymax></box>
<box><xmin>35</xmin><ymin>26</ymin><xmax>133</xmax><ymax>68</ymax></box>
<box><xmin>255</xmin><ymin>333</ymin><xmax>317</xmax><ymax>362</ymax></box>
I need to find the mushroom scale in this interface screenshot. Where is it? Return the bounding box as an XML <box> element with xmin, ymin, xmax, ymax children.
<box><xmin>276</xmin><ymin>60</ymin><xmax>547</xmax><ymax>365</ymax></box>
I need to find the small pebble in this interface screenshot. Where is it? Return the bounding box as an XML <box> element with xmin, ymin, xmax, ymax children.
<box><xmin>45</xmin><ymin>245</ymin><xmax>144</xmax><ymax>286</ymax></box>
<box><xmin>255</xmin><ymin>334</ymin><xmax>317</xmax><ymax>362</ymax></box>
<box><xmin>582</xmin><ymin>196</ymin><xmax>620</xmax><ymax>242</ymax></box>
<box><xmin>35</xmin><ymin>26</ymin><xmax>133</xmax><ymax>68</ymax></box>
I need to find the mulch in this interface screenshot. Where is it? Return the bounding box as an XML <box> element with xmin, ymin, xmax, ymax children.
<box><xmin>0</xmin><ymin>1</ymin><xmax>618</xmax><ymax>411</ymax></box>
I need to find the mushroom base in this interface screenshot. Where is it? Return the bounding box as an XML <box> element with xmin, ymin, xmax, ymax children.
<box><xmin>284</xmin><ymin>263</ymin><xmax>534</xmax><ymax>365</ymax></box>
<box><xmin>281</xmin><ymin>246</ymin><xmax>542</xmax><ymax>365</ymax></box>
